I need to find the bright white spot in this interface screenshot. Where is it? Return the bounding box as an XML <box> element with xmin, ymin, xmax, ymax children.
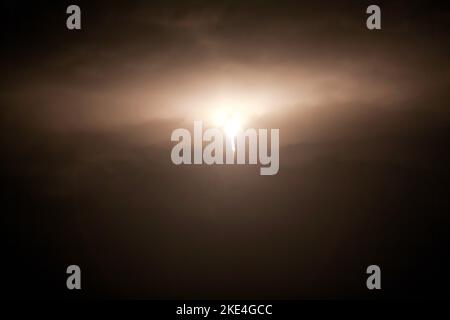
<box><xmin>212</xmin><ymin>111</ymin><xmax>243</xmax><ymax>152</ymax></box>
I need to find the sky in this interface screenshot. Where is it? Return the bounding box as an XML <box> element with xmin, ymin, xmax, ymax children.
<box><xmin>1</xmin><ymin>0</ymin><xmax>450</xmax><ymax>298</ymax></box>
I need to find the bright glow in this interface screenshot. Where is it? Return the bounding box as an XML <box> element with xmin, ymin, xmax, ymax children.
<box><xmin>212</xmin><ymin>110</ymin><xmax>243</xmax><ymax>152</ymax></box>
<box><xmin>224</xmin><ymin>115</ymin><xmax>241</xmax><ymax>137</ymax></box>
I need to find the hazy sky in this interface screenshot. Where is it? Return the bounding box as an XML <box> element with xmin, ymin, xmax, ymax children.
<box><xmin>2</xmin><ymin>1</ymin><xmax>449</xmax><ymax>136</ymax></box>
<box><xmin>1</xmin><ymin>1</ymin><xmax>450</xmax><ymax>298</ymax></box>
